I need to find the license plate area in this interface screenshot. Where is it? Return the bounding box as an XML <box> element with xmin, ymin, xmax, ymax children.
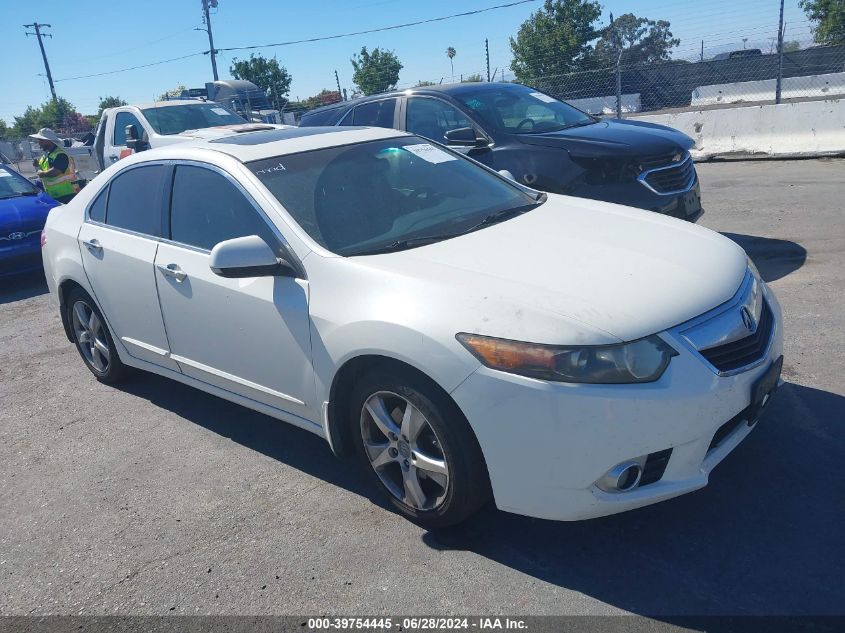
<box><xmin>748</xmin><ymin>355</ymin><xmax>783</xmax><ymax>425</ymax></box>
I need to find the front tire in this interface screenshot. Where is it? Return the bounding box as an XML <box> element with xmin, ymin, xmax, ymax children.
<box><xmin>350</xmin><ymin>368</ymin><xmax>490</xmax><ymax>528</ymax></box>
<box><xmin>66</xmin><ymin>288</ymin><xmax>128</xmax><ymax>384</ymax></box>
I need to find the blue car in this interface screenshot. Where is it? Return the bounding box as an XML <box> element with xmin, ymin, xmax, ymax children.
<box><xmin>0</xmin><ymin>164</ymin><xmax>60</xmax><ymax>277</ymax></box>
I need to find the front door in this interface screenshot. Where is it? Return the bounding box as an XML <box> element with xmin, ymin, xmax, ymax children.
<box><xmin>78</xmin><ymin>164</ymin><xmax>180</xmax><ymax>371</ymax></box>
<box><xmin>154</xmin><ymin>163</ymin><xmax>314</xmax><ymax>418</ymax></box>
<box><xmin>106</xmin><ymin>110</ymin><xmax>147</xmax><ymax>165</ymax></box>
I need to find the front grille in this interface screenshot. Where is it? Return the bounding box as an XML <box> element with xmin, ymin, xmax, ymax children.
<box><xmin>639</xmin><ymin>448</ymin><xmax>673</xmax><ymax>486</ymax></box>
<box><xmin>642</xmin><ymin>156</ymin><xmax>696</xmax><ymax>194</ymax></box>
<box><xmin>700</xmin><ymin>301</ymin><xmax>774</xmax><ymax>372</ymax></box>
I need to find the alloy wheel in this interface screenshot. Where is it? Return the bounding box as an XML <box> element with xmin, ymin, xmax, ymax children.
<box><xmin>71</xmin><ymin>300</ymin><xmax>111</xmax><ymax>373</ymax></box>
<box><xmin>360</xmin><ymin>390</ymin><xmax>450</xmax><ymax>511</ymax></box>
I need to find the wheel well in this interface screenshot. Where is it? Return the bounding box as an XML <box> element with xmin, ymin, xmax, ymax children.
<box><xmin>57</xmin><ymin>279</ymin><xmax>87</xmax><ymax>342</ymax></box>
<box><xmin>327</xmin><ymin>355</ymin><xmax>480</xmax><ymax>462</ymax></box>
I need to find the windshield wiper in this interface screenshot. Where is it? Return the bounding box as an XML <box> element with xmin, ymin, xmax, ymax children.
<box><xmin>346</xmin><ymin>203</ymin><xmax>543</xmax><ymax>257</ymax></box>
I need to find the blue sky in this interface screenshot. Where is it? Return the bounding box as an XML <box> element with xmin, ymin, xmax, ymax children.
<box><xmin>2</xmin><ymin>0</ymin><xmax>810</xmax><ymax>123</ymax></box>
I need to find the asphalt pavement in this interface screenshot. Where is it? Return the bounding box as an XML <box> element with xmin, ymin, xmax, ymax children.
<box><xmin>0</xmin><ymin>158</ymin><xmax>843</xmax><ymax>618</ymax></box>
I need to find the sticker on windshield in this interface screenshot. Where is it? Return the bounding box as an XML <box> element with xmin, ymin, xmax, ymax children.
<box><xmin>529</xmin><ymin>92</ymin><xmax>557</xmax><ymax>103</ymax></box>
<box><xmin>210</xmin><ymin>107</ymin><xmax>230</xmax><ymax>116</ymax></box>
<box><xmin>402</xmin><ymin>143</ymin><xmax>456</xmax><ymax>164</ymax></box>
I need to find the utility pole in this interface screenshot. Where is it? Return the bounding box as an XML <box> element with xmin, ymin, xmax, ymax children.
<box><xmin>485</xmin><ymin>38</ymin><xmax>491</xmax><ymax>82</ymax></box>
<box><xmin>201</xmin><ymin>0</ymin><xmax>219</xmax><ymax>81</ymax></box>
<box><xmin>776</xmin><ymin>0</ymin><xmax>786</xmax><ymax>104</ymax></box>
<box><xmin>700</xmin><ymin>40</ymin><xmax>704</xmax><ymax>62</ymax></box>
<box><xmin>335</xmin><ymin>70</ymin><xmax>342</xmax><ymax>99</ymax></box>
<box><xmin>24</xmin><ymin>22</ymin><xmax>57</xmax><ymax>101</ymax></box>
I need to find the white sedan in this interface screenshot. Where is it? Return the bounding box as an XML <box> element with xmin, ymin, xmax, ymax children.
<box><xmin>41</xmin><ymin>126</ymin><xmax>783</xmax><ymax>527</ymax></box>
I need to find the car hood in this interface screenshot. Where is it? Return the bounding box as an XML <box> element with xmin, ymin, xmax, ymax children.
<box><xmin>357</xmin><ymin>195</ymin><xmax>747</xmax><ymax>344</ymax></box>
<box><xmin>0</xmin><ymin>192</ymin><xmax>58</xmax><ymax>234</ymax></box>
<box><xmin>516</xmin><ymin>118</ymin><xmax>694</xmax><ymax>158</ymax></box>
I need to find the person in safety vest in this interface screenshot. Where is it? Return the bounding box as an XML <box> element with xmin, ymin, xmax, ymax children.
<box><xmin>29</xmin><ymin>128</ymin><xmax>81</xmax><ymax>204</ymax></box>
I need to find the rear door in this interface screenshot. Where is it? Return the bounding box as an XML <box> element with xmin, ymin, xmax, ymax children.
<box><xmin>154</xmin><ymin>162</ymin><xmax>314</xmax><ymax>417</ymax></box>
<box><xmin>77</xmin><ymin>163</ymin><xmax>180</xmax><ymax>371</ymax></box>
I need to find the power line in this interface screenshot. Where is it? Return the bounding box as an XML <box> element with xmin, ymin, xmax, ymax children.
<box><xmin>54</xmin><ymin>52</ymin><xmax>205</xmax><ymax>83</ymax></box>
<box><xmin>215</xmin><ymin>0</ymin><xmax>541</xmax><ymax>52</ymax></box>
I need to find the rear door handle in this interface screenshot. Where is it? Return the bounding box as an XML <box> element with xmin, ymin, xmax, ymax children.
<box><xmin>157</xmin><ymin>263</ymin><xmax>187</xmax><ymax>282</ymax></box>
<box><xmin>82</xmin><ymin>238</ymin><xmax>102</xmax><ymax>252</ymax></box>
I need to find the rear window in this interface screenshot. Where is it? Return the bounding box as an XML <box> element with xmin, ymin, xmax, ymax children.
<box><xmin>141</xmin><ymin>103</ymin><xmax>245</xmax><ymax>135</ymax></box>
<box><xmin>105</xmin><ymin>165</ymin><xmax>165</xmax><ymax>236</ymax></box>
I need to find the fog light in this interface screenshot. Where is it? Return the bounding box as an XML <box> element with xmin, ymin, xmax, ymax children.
<box><xmin>597</xmin><ymin>460</ymin><xmax>643</xmax><ymax>493</ymax></box>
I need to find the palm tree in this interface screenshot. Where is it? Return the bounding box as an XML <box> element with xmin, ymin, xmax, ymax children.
<box><xmin>446</xmin><ymin>47</ymin><xmax>456</xmax><ymax>79</ymax></box>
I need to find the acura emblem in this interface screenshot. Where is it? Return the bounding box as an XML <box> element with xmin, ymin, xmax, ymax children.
<box><xmin>8</xmin><ymin>232</ymin><xmax>25</xmax><ymax>240</ymax></box>
<box><xmin>740</xmin><ymin>306</ymin><xmax>756</xmax><ymax>332</ymax></box>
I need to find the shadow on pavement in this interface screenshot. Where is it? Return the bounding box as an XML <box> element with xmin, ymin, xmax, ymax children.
<box><xmin>723</xmin><ymin>233</ymin><xmax>807</xmax><ymax>283</ymax></box>
<box><xmin>120</xmin><ymin>372</ymin><xmax>380</xmax><ymax>503</ymax></box>
<box><xmin>118</xmin><ymin>372</ymin><xmax>844</xmax><ymax>616</ymax></box>
<box><xmin>422</xmin><ymin>382</ymin><xmax>845</xmax><ymax>616</ymax></box>
<box><xmin>0</xmin><ymin>270</ymin><xmax>48</xmax><ymax>305</ymax></box>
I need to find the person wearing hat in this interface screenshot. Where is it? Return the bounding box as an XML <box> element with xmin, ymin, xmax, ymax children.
<box><xmin>30</xmin><ymin>128</ymin><xmax>81</xmax><ymax>204</ymax></box>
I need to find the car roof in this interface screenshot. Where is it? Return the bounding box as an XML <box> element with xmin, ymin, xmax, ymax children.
<box><xmin>129</xmin><ymin>126</ymin><xmax>411</xmax><ymax>164</ymax></box>
<box><xmin>302</xmin><ymin>81</ymin><xmax>523</xmax><ymax>117</ymax></box>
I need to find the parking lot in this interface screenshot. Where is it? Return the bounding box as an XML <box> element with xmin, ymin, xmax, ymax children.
<box><xmin>1</xmin><ymin>158</ymin><xmax>843</xmax><ymax>617</ymax></box>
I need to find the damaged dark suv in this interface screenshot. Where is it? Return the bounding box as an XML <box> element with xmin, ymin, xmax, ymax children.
<box><xmin>299</xmin><ymin>82</ymin><xmax>702</xmax><ymax>221</ymax></box>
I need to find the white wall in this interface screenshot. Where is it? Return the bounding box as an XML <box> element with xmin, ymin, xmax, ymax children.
<box><xmin>631</xmin><ymin>99</ymin><xmax>845</xmax><ymax>160</ymax></box>
<box><xmin>691</xmin><ymin>72</ymin><xmax>845</xmax><ymax>107</ymax></box>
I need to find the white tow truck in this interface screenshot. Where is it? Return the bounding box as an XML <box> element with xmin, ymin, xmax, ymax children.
<box><xmin>92</xmin><ymin>100</ymin><xmax>286</xmax><ymax>173</ymax></box>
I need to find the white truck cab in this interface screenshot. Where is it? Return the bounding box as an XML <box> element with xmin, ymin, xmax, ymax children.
<box><xmin>93</xmin><ymin>100</ymin><xmax>284</xmax><ymax>171</ymax></box>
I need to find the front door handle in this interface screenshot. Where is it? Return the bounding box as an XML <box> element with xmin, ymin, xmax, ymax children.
<box><xmin>157</xmin><ymin>263</ymin><xmax>187</xmax><ymax>282</ymax></box>
<box><xmin>82</xmin><ymin>238</ymin><xmax>102</xmax><ymax>252</ymax></box>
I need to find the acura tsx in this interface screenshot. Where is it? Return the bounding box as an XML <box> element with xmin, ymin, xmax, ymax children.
<box><xmin>41</xmin><ymin>126</ymin><xmax>783</xmax><ymax>527</ymax></box>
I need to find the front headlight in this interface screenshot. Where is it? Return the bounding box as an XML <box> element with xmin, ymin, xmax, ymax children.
<box><xmin>456</xmin><ymin>333</ymin><xmax>678</xmax><ymax>384</ymax></box>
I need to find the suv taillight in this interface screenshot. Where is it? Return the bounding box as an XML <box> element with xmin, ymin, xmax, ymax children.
<box><xmin>40</xmin><ymin>230</ymin><xmax>47</xmax><ymax>248</ymax></box>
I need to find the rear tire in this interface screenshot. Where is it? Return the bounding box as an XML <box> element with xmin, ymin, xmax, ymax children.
<box><xmin>66</xmin><ymin>288</ymin><xmax>128</xmax><ymax>385</ymax></box>
<box><xmin>350</xmin><ymin>368</ymin><xmax>490</xmax><ymax>528</ymax></box>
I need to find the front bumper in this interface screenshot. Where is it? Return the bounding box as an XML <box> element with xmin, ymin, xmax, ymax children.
<box><xmin>0</xmin><ymin>235</ymin><xmax>43</xmax><ymax>277</ymax></box>
<box><xmin>450</xmin><ymin>290</ymin><xmax>783</xmax><ymax>521</ymax></box>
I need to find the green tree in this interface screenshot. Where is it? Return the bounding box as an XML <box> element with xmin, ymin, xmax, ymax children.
<box><xmin>98</xmin><ymin>96</ymin><xmax>127</xmax><ymax>116</ymax></box>
<box><xmin>351</xmin><ymin>47</ymin><xmax>403</xmax><ymax>95</ymax></box>
<box><xmin>462</xmin><ymin>73</ymin><xmax>484</xmax><ymax>82</ymax></box>
<box><xmin>0</xmin><ymin>119</ymin><xmax>9</xmax><ymax>140</ymax></box>
<box><xmin>800</xmin><ymin>0</ymin><xmax>845</xmax><ymax>45</ymax></box>
<box><xmin>230</xmin><ymin>54</ymin><xmax>293</xmax><ymax>106</ymax></box>
<box><xmin>158</xmin><ymin>84</ymin><xmax>187</xmax><ymax>100</ymax></box>
<box><xmin>784</xmin><ymin>40</ymin><xmax>802</xmax><ymax>52</ymax></box>
<box><xmin>12</xmin><ymin>106</ymin><xmax>40</xmax><ymax>137</ymax></box>
<box><xmin>510</xmin><ymin>0</ymin><xmax>603</xmax><ymax>84</ymax></box>
<box><xmin>414</xmin><ymin>80</ymin><xmax>438</xmax><ymax>87</ymax></box>
<box><xmin>595</xmin><ymin>13</ymin><xmax>680</xmax><ymax>66</ymax></box>
<box><xmin>38</xmin><ymin>97</ymin><xmax>78</xmax><ymax>132</ymax></box>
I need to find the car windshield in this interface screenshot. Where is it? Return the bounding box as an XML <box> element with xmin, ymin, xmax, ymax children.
<box><xmin>249</xmin><ymin>136</ymin><xmax>542</xmax><ymax>256</ymax></box>
<box><xmin>457</xmin><ymin>86</ymin><xmax>595</xmax><ymax>134</ymax></box>
<box><xmin>0</xmin><ymin>166</ymin><xmax>38</xmax><ymax>200</ymax></box>
<box><xmin>141</xmin><ymin>103</ymin><xmax>246</xmax><ymax>135</ymax></box>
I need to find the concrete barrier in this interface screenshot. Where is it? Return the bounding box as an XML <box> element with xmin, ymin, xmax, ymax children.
<box><xmin>691</xmin><ymin>72</ymin><xmax>845</xmax><ymax>107</ymax></box>
<box><xmin>566</xmin><ymin>93</ymin><xmax>641</xmax><ymax>115</ymax></box>
<box><xmin>630</xmin><ymin>99</ymin><xmax>845</xmax><ymax>160</ymax></box>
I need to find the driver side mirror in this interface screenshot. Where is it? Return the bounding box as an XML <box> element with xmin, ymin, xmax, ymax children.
<box><xmin>444</xmin><ymin>127</ymin><xmax>488</xmax><ymax>148</ymax></box>
<box><xmin>124</xmin><ymin>124</ymin><xmax>150</xmax><ymax>152</ymax></box>
<box><xmin>209</xmin><ymin>235</ymin><xmax>297</xmax><ymax>279</ymax></box>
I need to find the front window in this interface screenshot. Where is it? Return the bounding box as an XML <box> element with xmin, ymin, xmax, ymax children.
<box><xmin>249</xmin><ymin>136</ymin><xmax>542</xmax><ymax>256</ymax></box>
<box><xmin>457</xmin><ymin>85</ymin><xmax>595</xmax><ymax>134</ymax></box>
<box><xmin>0</xmin><ymin>166</ymin><xmax>39</xmax><ymax>200</ymax></box>
<box><xmin>141</xmin><ymin>103</ymin><xmax>246</xmax><ymax>135</ymax></box>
